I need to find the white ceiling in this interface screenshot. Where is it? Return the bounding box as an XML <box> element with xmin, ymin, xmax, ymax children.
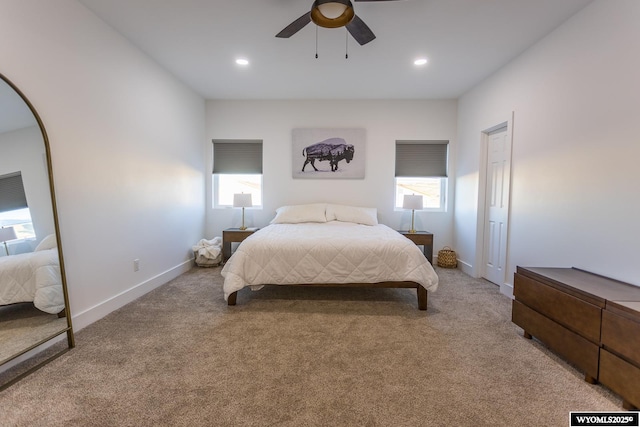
<box><xmin>79</xmin><ymin>0</ymin><xmax>592</xmax><ymax>100</ymax></box>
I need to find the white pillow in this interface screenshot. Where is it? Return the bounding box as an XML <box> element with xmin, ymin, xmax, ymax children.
<box><xmin>326</xmin><ymin>204</ymin><xmax>378</xmax><ymax>226</ymax></box>
<box><xmin>34</xmin><ymin>234</ymin><xmax>57</xmax><ymax>251</ymax></box>
<box><xmin>270</xmin><ymin>203</ymin><xmax>327</xmax><ymax>224</ymax></box>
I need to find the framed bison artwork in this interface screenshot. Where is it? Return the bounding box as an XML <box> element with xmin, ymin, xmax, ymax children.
<box><xmin>292</xmin><ymin>128</ymin><xmax>365</xmax><ymax>179</ymax></box>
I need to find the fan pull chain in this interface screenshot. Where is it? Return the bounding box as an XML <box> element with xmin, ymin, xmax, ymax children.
<box><xmin>345</xmin><ymin>30</ymin><xmax>349</xmax><ymax>59</ymax></box>
<box><xmin>315</xmin><ymin>25</ymin><xmax>318</xmax><ymax>59</ymax></box>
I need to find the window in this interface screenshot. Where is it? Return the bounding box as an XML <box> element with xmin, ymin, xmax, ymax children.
<box><xmin>395</xmin><ymin>177</ymin><xmax>446</xmax><ymax>210</ymax></box>
<box><xmin>212</xmin><ymin>140</ymin><xmax>263</xmax><ymax>208</ymax></box>
<box><xmin>0</xmin><ymin>208</ymin><xmax>36</xmax><ymax>240</ymax></box>
<box><xmin>395</xmin><ymin>141</ymin><xmax>448</xmax><ymax>211</ymax></box>
<box><xmin>0</xmin><ymin>172</ymin><xmax>36</xmax><ymax>239</ymax></box>
<box><xmin>213</xmin><ymin>174</ymin><xmax>262</xmax><ymax>207</ymax></box>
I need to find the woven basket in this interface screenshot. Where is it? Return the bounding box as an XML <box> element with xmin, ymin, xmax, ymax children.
<box><xmin>194</xmin><ymin>251</ymin><xmax>222</xmax><ymax>268</ymax></box>
<box><xmin>437</xmin><ymin>246</ymin><xmax>458</xmax><ymax>268</ymax></box>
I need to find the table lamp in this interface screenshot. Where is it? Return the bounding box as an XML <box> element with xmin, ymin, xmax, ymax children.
<box><xmin>233</xmin><ymin>193</ymin><xmax>252</xmax><ymax>230</ymax></box>
<box><xmin>403</xmin><ymin>194</ymin><xmax>423</xmax><ymax>234</ymax></box>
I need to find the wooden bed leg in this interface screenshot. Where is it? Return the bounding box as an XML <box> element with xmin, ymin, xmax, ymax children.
<box><xmin>417</xmin><ymin>287</ymin><xmax>428</xmax><ymax>310</ymax></box>
<box><xmin>523</xmin><ymin>331</ymin><xmax>532</xmax><ymax>339</ymax></box>
<box><xmin>228</xmin><ymin>291</ymin><xmax>237</xmax><ymax>306</ymax></box>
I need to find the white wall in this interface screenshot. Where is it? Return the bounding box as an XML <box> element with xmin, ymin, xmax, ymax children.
<box><xmin>455</xmin><ymin>0</ymin><xmax>640</xmax><ymax>291</ymax></box>
<box><xmin>0</xmin><ymin>0</ymin><xmax>206</xmax><ymax>329</ymax></box>
<box><xmin>0</xmin><ymin>125</ymin><xmax>55</xmax><ymax>251</ymax></box>
<box><xmin>206</xmin><ymin>100</ymin><xmax>457</xmax><ymax>251</ymax></box>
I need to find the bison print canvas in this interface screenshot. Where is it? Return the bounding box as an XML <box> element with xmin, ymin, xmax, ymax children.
<box><xmin>292</xmin><ymin>128</ymin><xmax>365</xmax><ymax>179</ymax></box>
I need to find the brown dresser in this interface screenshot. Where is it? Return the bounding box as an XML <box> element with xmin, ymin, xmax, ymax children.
<box><xmin>600</xmin><ymin>300</ymin><xmax>640</xmax><ymax>410</ymax></box>
<box><xmin>512</xmin><ymin>266</ymin><xmax>640</xmax><ymax>409</ymax></box>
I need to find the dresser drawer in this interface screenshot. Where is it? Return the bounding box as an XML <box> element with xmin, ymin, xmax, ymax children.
<box><xmin>514</xmin><ymin>273</ymin><xmax>601</xmax><ymax>343</ymax></box>
<box><xmin>512</xmin><ymin>300</ymin><xmax>600</xmax><ymax>381</ymax></box>
<box><xmin>602</xmin><ymin>309</ymin><xmax>640</xmax><ymax>365</ymax></box>
<box><xmin>599</xmin><ymin>349</ymin><xmax>640</xmax><ymax>410</ymax></box>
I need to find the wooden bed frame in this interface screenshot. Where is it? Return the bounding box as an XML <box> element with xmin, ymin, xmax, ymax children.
<box><xmin>227</xmin><ymin>281</ymin><xmax>428</xmax><ymax>310</ymax></box>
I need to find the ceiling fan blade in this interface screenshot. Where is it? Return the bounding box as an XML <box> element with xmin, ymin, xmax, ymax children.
<box><xmin>276</xmin><ymin>12</ymin><xmax>312</xmax><ymax>38</ymax></box>
<box><xmin>346</xmin><ymin>14</ymin><xmax>376</xmax><ymax>45</ymax></box>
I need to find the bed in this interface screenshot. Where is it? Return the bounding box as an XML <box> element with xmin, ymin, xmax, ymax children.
<box><xmin>221</xmin><ymin>203</ymin><xmax>439</xmax><ymax>310</ymax></box>
<box><xmin>0</xmin><ymin>234</ymin><xmax>65</xmax><ymax>315</ymax></box>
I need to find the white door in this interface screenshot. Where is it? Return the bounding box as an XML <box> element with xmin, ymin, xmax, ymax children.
<box><xmin>482</xmin><ymin>127</ymin><xmax>511</xmax><ymax>285</ymax></box>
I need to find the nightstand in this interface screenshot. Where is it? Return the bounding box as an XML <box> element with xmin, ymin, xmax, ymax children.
<box><xmin>398</xmin><ymin>231</ymin><xmax>434</xmax><ymax>264</ymax></box>
<box><xmin>222</xmin><ymin>228</ymin><xmax>258</xmax><ymax>261</ymax></box>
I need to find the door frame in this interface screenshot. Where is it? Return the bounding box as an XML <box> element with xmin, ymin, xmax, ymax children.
<box><xmin>474</xmin><ymin>111</ymin><xmax>515</xmax><ymax>298</ymax></box>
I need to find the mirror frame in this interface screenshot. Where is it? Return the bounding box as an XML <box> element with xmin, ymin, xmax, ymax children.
<box><xmin>0</xmin><ymin>72</ymin><xmax>74</xmax><ymax>388</ymax></box>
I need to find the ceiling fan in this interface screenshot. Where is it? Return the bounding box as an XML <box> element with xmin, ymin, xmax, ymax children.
<box><xmin>276</xmin><ymin>0</ymin><xmax>403</xmax><ymax>46</ymax></box>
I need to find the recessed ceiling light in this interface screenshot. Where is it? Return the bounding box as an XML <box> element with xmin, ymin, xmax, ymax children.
<box><xmin>414</xmin><ymin>58</ymin><xmax>428</xmax><ymax>66</ymax></box>
<box><xmin>235</xmin><ymin>58</ymin><xmax>249</xmax><ymax>66</ymax></box>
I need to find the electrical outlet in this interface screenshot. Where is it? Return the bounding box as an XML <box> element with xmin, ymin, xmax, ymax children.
<box><xmin>133</xmin><ymin>259</ymin><xmax>140</xmax><ymax>272</ymax></box>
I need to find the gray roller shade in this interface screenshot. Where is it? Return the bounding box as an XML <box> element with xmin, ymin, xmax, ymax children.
<box><xmin>0</xmin><ymin>171</ymin><xmax>28</xmax><ymax>213</ymax></box>
<box><xmin>213</xmin><ymin>140</ymin><xmax>263</xmax><ymax>174</ymax></box>
<box><xmin>395</xmin><ymin>141</ymin><xmax>448</xmax><ymax>177</ymax></box>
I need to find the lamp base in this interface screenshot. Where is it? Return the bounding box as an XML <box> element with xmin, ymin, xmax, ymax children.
<box><xmin>408</xmin><ymin>209</ymin><xmax>417</xmax><ymax>234</ymax></box>
<box><xmin>239</xmin><ymin>207</ymin><xmax>247</xmax><ymax>230</ymax></box>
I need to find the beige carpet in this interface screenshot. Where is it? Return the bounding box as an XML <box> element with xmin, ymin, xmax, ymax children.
<box><xmin>0</xmin><ymin>266</ymin><xmax>621</xmax><ymax>426</ymax></box>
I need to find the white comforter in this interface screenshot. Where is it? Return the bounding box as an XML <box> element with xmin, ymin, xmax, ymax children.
<box><xmin>221</xmin><ymin>222</ymin><xmax>439</xmax><ymax>300</ymax></box>
<box><xmin>0</xmin><ymin>248</ymin><xmax>65</xmax><ymax>314</ymax></box>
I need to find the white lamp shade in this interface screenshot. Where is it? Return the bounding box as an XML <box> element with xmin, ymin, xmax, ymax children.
<box><xmin>403</xmin><ymin>194</ymin><xmax>424</xmax><ymax>210</ymax></box>
<box><xmin>0</xmin><ymin>226</ymin><xmax>17</xmax><ymax>242</ymax></box>
<box><xmin>233</xmin><ymin>193</ymin><xmax>252</xmax><ymax>208</ymax></box>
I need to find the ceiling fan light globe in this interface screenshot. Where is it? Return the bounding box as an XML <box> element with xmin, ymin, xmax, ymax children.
<box><xmin>311</xmin><ymin>0</ymin><xmax>355</xmax><ymax>28</ymax></box>
<box><xmin>317</xmin><ymin>3</ymin><xmax>348</xmax><ymax>19</ymax></box>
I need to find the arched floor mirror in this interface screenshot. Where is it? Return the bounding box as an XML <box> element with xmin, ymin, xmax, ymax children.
<box><xmin>0</xmin><ymin>72</ymin><xmax>74</xmax><ymax>389</ymax></box>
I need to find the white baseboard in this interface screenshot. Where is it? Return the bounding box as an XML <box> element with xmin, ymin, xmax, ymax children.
<box><xmin>447</xmin><ymin>258</ymin><xmax>513</xmax><ymax>299</ymax></box>
<box><xmin>500</xmin><ymin>282</ymin><xmax>514</xmax><ymax>299</ymax></box>
<box><xmin>71</xmin><ymin>259</ymin><xmax>194</xmax><ymax>332</ymax></box>
<box><xmin>456</xmin><ymin>259</ymin><xmax>474</xmax><ymax>277</ymax></box>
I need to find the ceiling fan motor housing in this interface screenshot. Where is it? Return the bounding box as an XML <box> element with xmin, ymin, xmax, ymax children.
<box><xmin>312</xmin><ymin>0</ymin><xmax>355</xmax><ymax>28</ymax></box>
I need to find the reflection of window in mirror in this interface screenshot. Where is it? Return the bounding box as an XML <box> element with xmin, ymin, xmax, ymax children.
<box><xmin>0</xmin><ymin>208</ymin><xmax>35</xmax><ymax>236</ymax></box>
<box><xmin>0</xmin><ymin>171</ymin><xmax>35</xmax><ymax>256</ymax></box>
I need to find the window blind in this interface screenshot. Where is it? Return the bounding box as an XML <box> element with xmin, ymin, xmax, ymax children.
<box><xmin>213</xmin><ymin>140</ymin><xmax>263</xmax><ymax>174</ymax></box>
<box><xmin>0</xmin><ymin>171</ymin><xmax>28</xmax><ymax>213</ymax></box>
<box><xmin>395</xmin><ymin>140</ymin><xmax>448</xmax><ymax>177</ymax></box>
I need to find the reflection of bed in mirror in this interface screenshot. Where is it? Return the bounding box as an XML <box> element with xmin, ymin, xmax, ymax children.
<box><xmin>0</xmin><ymin>234</ymin><xmax>64</xmax><ymax>315</ymax></box>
